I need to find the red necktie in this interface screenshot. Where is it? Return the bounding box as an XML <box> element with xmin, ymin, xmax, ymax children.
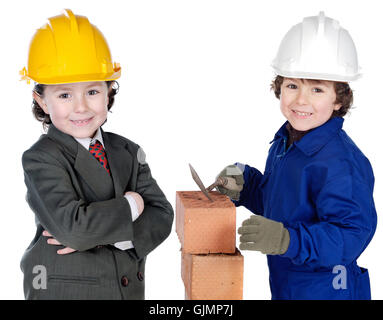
<box><xmin>89</xmin><ymin>140</ymin><xmax>110</xmax><ymax>174</ymax></box>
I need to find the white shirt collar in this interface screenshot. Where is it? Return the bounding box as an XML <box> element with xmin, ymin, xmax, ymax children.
<box><xmin>74</xmin><ymin>127</ymin><xmax>105</xmax><ymax>150</ymax></box>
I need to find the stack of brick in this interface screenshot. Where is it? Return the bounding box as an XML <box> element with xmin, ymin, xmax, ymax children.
<box><xmin>176</xmin><ymin>191</ymin><xmax>244</xmax><ymax>300</ymax></box>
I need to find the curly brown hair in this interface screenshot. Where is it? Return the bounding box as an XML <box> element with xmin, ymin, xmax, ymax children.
<box><xmin>32</xmin><ymin>81</ymin><xmax>119</xmax><ymax>130</ymax></box>
<box><xmin>270</xmin><ymin>75</ymin><xmax>353</xmax><ymax>117</ymax></box>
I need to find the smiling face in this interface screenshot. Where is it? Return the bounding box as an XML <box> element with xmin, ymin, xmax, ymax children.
<box><xmin>280</xmin><ymin>78</ymin><xmax>341</xmax><ymax>131</ymax></box>
<box><xmin>33</xmin><ymin>81</ymin><xmax>111</xmax><ymax>138</ymax></box>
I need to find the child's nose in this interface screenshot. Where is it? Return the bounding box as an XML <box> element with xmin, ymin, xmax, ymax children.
<box><xmin>296</xmin><ymin>89</ymin><xmax>309</xmax><ymax>105</ymax></box>
<box><xmin>73</xmin><ymin>95</ymin><xmax>88</xmax><ymax>112</ymax></box>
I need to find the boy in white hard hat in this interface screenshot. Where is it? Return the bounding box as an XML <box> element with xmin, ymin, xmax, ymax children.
<box><xmin>216</xmin><ymin>12</ymin><xmax>377</xmax><ymax>299</ymax></box>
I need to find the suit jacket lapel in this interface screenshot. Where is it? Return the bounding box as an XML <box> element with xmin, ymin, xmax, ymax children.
<box><xmin>47</xmin><ymin>124</ymin><xmax>115</xmax><ymax>200</ymax></box>
<box><xmin>74</xmin><ymin>145</ymin><xmax>115</xmax><ymax>199</ymax></box>
<box><xmin>102</xmin><ymin>129</ymin><xmax>133</xmax><ymax>197</ymax></box>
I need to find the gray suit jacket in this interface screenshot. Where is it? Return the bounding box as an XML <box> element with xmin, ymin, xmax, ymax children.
<box><xmin>20</xmin><ymin>124</ymin><xmax>174</xmax><ymax>300</ymax></box>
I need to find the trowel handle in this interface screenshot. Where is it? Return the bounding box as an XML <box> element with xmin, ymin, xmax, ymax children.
<box><xmin>206</xmin><ymin>176</ymin><xmax>228</xmax><ymax>192</ymax></box>
<box><xmin>207</xmin><ymin>176</ymin><xmax>242</xmax><ymax>192</ymax></box>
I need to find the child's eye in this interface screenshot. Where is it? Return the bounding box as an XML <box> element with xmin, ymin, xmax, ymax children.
<box><xmin>286</xmin><ymin>84</ymin><xmax>297</xmax><ymax>89</ymax></box>
<box><xmin>58</xmin><ymin>93</ymin><xmax>70</xmax><ymax>99</ymax></box>
<box><xmin>313</xmin><ymin>88</ymin><xmax>323</xmax><ymax>93</ymax></box>
<box><xmin>88</xmin><ymin>90</ymin><xmax>99</xmax><ymax>96</ymax></box>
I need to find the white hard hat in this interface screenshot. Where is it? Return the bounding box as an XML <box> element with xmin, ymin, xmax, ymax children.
<box><xmin>271</xmin><ymin>12</ymin><xmax>361</xmax><ymax>82</ymax></box>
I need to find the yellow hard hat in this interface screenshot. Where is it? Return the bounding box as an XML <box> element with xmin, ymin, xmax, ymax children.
<box><xmin>20</xmin><ymin>9</ymin><xmax>121</xmax><ymax>84</ymax></box>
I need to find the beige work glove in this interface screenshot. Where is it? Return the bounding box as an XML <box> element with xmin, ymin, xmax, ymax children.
<box><xmin>238</xmin><ymin>215</ymin><xmax>290</xmax><ymax>255</ymax></box>
<box><xmin>216</xmin><ymin>164</ymin><xmax>244</xmax><ymax>200</ymax></box>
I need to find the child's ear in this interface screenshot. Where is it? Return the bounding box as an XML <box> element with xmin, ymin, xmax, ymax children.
<box><xmin>32</xmin><ymin>91</ymin><xmax>49</xmax><ymax>114</ymax></box>
<box><xmin>108</xmin><ymin>83</ymin><xmax>114</xmax><ymax>96</ymax></box>
<box><xmin>334</xmin><ymin>103</ymin><xmax>342</xmax><ymax>111</ymax></box>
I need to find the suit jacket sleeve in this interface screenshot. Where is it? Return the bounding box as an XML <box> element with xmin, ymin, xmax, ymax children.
<box><xmin>130</xmin><ymin>158</ymin><xmax>174</xmax><ymax>259</ymax></box>
<box><xmin>22</xmin><ymin>149</ymin><xmax>134</xmax><ymax>251</ymax></box>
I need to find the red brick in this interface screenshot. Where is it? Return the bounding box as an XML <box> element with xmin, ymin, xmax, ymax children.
<box><xmin>181</xmin><ymin>249</ymin><xmax>244</xmax><ymax>300</ymax></box>
<box><xmin>176</xmin><ymin>191</ymin><xmax>236</xmax><ymax>254</ymax></box>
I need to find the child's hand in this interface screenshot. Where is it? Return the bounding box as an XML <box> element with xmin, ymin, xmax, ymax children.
<box><xmin>215</xmin><ymin>164</ymin><xmax>244</xmax><ymax>200</ymax></box>
<box><xmin>238</xmin><ymin>215</ymin><xmax>290</xmax><ymax>255</ymax></box>
<box><xmin>125</xmin><ymin>191</ymin><xmax>144</xmax><ymax>215</ymax></box>
<box><xmin>42</xmin><ymin>230</ymin><xmax>77</xmax><ymax>255</ymax></box>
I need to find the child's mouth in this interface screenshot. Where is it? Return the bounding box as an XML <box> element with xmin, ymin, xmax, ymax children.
<box><xmin>71</xmin><ymin>117</ymin><xmax>93</xmax><ymax>126</ymax></box>
<box><xmin>292</xmin><ymin>110</ymin><xmax>312</xmax><ymax>118</ymax></box>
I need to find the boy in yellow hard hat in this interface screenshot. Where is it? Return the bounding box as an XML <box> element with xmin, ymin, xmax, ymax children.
<box><xmin>215</xmin><ymin>12</ymin><xmax>377</xmax><ymax>299</ymax></box>
<box><xmin>20</xmin><ymin>9</ymin><xmax>173</xmax><ymax>299</ymax></box>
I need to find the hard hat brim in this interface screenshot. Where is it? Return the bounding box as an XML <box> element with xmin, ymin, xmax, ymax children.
<box><xmin>25</xmin><ymin>69</ymin><xmax>121</xmax><ymax>85</ymax></box>
<box><xmin>271</xmin><ymin>65</ymin><xmax>362</xmax><ymax>83</ymax></box>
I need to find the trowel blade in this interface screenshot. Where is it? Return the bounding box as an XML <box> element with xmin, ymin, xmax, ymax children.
<box><xmin>189</xmin><ymin>164</ymin><xmax>213</xmax><ymax>202</ymax></box>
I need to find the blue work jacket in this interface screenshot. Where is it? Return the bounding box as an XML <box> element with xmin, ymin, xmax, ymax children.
<box><xmin>233</xmin><ymin>117</ymin><xmax>377</xmax><ymax>300</ymax></box>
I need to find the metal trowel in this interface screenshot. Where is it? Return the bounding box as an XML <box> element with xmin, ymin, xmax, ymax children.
<box><xmin>189</xmin><ymin>164</ymin><xmax>230</xmax><ymax>202</ymax></box>
<box><xmin>189</xmin><ymin>164</ymin><xmax>213</xmax><ymax>202</ymax></box>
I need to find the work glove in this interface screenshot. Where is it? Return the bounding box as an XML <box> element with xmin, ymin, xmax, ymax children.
<box><xmin>238</xmin><ymin>215</ymin><xmax>290</xmax><ymax>255</ymax></box>
<box><xmin>216</xmin><ymin>164</ymin><xmax>244</xmax><ymax>200</ymax></box>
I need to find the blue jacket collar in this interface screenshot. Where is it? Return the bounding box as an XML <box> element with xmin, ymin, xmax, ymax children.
<box><xmin>271</xmin><ymin>117</ymin><xmax>344</xmax><ymax>156</ymax></box>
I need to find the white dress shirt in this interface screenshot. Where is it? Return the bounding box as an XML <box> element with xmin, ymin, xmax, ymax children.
<box><xmin>75</xmin><ymin>128</ymin><xmax>138</xmax><ymax>250</ymax></box>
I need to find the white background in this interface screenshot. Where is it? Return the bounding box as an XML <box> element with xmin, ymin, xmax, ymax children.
<box><xmin>1</xmin><ymin>0</ymin><xmax>382</xmax><ymax>299</ymax></box>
